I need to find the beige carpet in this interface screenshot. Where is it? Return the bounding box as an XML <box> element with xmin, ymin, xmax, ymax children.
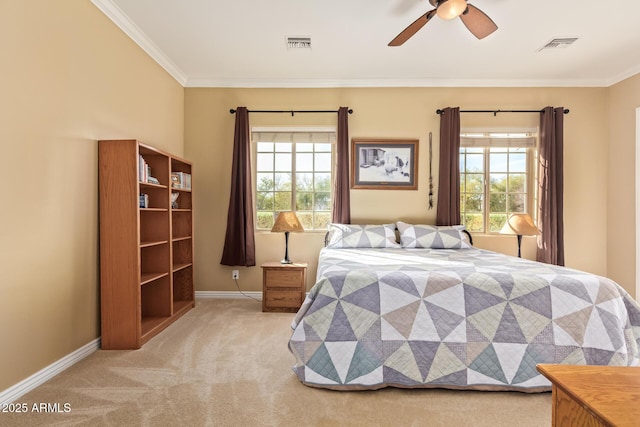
<box><xmin>2</xmin><ymin>299</ymin><xmax>551</xmax><ymax>426</ymax></box>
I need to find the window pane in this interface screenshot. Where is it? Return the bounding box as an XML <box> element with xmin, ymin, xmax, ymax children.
<box><xmin>257</xmin><ymin>153</ymin><xmax>273</xmax><ymax>171</ymax></box>
<box><xmin>314</xmin><ymin>191</ymin><xmax>331</xmax><ymax>210</ymax></box>
<box><xmin>274</xmin><ymin>192</ymin><xmax>291</xmax><ymax>210</ymax></box>
<box><xmin>256</xmin><ymin>211</ymin><xmax>275</xmax><ymax>229</ymax></box>
<box><xmin>315</xmin><ymin>153</ymin><xmax>332</xmax><ymax>171</ymax></box>
<box><xmin>275</xmin><ymin>142</ymin><xmax>292</xmax><ymax>152</ymax></box>
<box><xmin>274</xmin><ymin>173</ymin><xmax>292</xmax><ymax>191</ymax></box>
<box><xmin>489</xmin><ymin>214</ymin><xmax>508</xmax><ymax>232</ymax></box>
<box><xmin>509</xmin><ymin>153</ymin><xmax>527</xmax><ymax>173</ymax></box>
<box><xmin>257</xmin><ymin>142</ymin><xmax>273</xmax><ymax>152</ymax></box>
<box><xmin>314</xmin><ymin>173</ymin><xmax>331</xmax><ymax>191</ymax></box>
<box><xmin>314</xmin><ymin>212</ymin><xmax>331</xmax><ymax>230</ymax></box>
<box><xmin>296</xmin><ymin>192</ymin><xmax>313</xmax><ymax>210</ymax></box>
<box><xmin>508</xmin><ymin>194</ymin><xmax>525</xmax><ymax>212</ymax></box>
<box><xmin>465</xmin><ymin>154</ymin><xmax>484</xmax><ymax>172</ymax></box>
<box><xmin>297</xmin><ymin>143</ymin><xmax>313</xmax><ymax>152</ymax></box>
<box><xmin>490</xmin><ymin>174</ymin><xmax>507</xmax><ymax>192</ymax></box>
<box><xmin>509</xmin><ymin>174</ymin><xmax>525</xmax><ymax>192</ymax></box>
<box><xmin>463</xmin><ymin>194</ymin><xmax>483</xmax><ymax>212</ymax></box>
<box><xmin>464</xmin><ymin>214</ymin><xmax>483</xmax><ymax>232</ymax></box>
<box><xmin>490</xmin><ymin>153</ymin><xmax>508</xmax><ymax>172</ymax></box>
<box><xmin>296</xmin><ymin>153</ymin><xmax>313</xmax><ymax>171</ymax></box>
<box><xmin>256</xmin><ymin>173</ymin><xmax>274</xmax><ymax>191</ymax></box>
<box><xmin>256</xmin><ymin>192</ymin><xmax>274</xmax><ymax>210</ymax></box>
<box><xmin>489</xmin><ymin>193</ymin><xmax>506</xmax><ymax>212</ymax></box>
<box><xmin>275</xmin><ymin>153</ymin><xmax>292</xmax><ymax>171</ymax></box>
<box><xmin>316</xmin><ymin>143</ymin><xmax>331</xmax><ymax>152</ymax></box>
<box><xmin>296</xmin><ymin>211</ymin><xmax>313</xmax><ymax>230</ymax></box>
<box><xmin>465</xmin><ymin>174</ymin><xmax>484</xmax><ymax>192</ymax></box>
<box><xmin>296</xmin><ymin>172</ymin><xmax>313</xmax><ymax>191</ymax></box>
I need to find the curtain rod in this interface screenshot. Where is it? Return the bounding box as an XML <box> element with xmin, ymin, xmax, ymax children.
<box><xmin>436</xmin><ymin>108</ymin><xmax>570</xmax><ymax>116</ymax></box>
<box><xmin>230</xmin><ymin>108</ymin><xmax>353</xmax><ymax>116</ymax></box>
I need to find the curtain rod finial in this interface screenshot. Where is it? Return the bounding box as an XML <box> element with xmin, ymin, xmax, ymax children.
<box><xmin>230</xmin><ymin>109</ymin><xmax>236</xmax><ymax>114</ymax></box>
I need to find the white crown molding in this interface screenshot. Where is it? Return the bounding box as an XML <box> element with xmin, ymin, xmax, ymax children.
<box><xmin>185</xmin><ymin>76</ymin><xmax>612</xmax><ymax>89</ymax></box>
<box><xmin>605</xmin><ymin>65</ymin><xmax>640</xmax><ymax>87</ymax></box>
<box><xmin>0</xmin><ymin>338</ymin><xmax>100</xmax><ymax>405</ymax></box>
<box><xmin>90</xmin><ymin>0</ymin><xmax>188</xmax><ymax>86</ymax></box>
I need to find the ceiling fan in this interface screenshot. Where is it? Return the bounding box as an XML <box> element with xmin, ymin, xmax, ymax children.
<box><xmin>388</xmin><ymin>0</ymin><xmax>498</xmax><ymax>46</ymax></box>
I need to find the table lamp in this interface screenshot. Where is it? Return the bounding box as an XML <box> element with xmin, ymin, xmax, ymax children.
<box><xmin>271</xmin><ymin>211</ymin><xmax>304</xmax><ymax>264</ymax></box>
<box><xmin>500</xmin><ymin>213</ymin><xmax>540</xmax><ymax>258</ymax></box>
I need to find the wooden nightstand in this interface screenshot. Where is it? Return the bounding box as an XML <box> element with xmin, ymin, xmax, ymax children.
<box><xmin>261</xmin><ymin>262</ymin><xmax>307</xmax><ymax>312</ymax></box>
<box><xmin>537</xmin><ymin>364</ymin><xmax>640</xmax><ymax>427</ymax></box>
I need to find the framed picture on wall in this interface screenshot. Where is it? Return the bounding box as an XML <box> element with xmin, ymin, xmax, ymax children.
<box><xmin>351</xmin><ymin>138</ymin><xmax>419</xmax><ymax>190</ymax></box>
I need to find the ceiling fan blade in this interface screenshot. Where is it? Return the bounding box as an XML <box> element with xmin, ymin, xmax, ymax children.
<box><xmin>460</xmin><ymin>4</ymin><xmax>498</xmax><ymax>39</ymax></box>
<box><xmin>388</xmin><ymin>10</ymin><xmax>437</xmax><ymax>46</ymax></box>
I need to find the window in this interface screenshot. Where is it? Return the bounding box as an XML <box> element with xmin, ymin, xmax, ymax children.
<box><xmin>254</xmin><ymin>128</ymin><xmax>335</xmax><ymax>231</ymax></box>
<box><xmin>459</xmin><ymin>130</ymin><xmax>537</xmax><ymax>233</ymax></box>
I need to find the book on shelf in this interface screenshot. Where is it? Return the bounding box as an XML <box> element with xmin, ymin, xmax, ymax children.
<box><xmin>139</xmin><ymin>193</ymin><xmax>149</xmax><ymax>208</ymax></box>
<box><xmin>138</xmin><ymin>155</ymin><xmax>152</xmax><ymax>183</ymax></box>
<box><xmin>171</xmin><ymin>172</ymin><xmax>191</xmax><ymax>190</ymax></box>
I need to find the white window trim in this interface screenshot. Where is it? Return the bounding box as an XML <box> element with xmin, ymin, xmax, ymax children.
<box><xmin>460</xmin><ymin>127</ymin><xmax>539</xmax><ymax>234</ymax></box>
<box><xmin>252</xmin><ymin>126</ymin><xmax>337</xmax><ymax>232</ymax></box>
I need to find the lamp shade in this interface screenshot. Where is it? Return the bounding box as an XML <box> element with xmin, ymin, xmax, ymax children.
<box><xmin>271</xmin><ymin>211</ymin><xmax>304</xmax><ymax>233</ymax></box>
<box><xmin>500</xmin><ymin>213</ymin><xmax>540</xmax><ymax>236</ymax></box>
<box><xmin>437</xmin><ymin>0</ymin><xmax>467</xmax><ymax>20</ymax></box>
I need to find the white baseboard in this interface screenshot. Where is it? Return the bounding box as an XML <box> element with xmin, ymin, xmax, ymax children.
<box><xmin>196</xmin><ymin>290</ymin><xmax>263</xmax><ymax>300</ymax></box>
<box><xmin>0</xmin><ymin>337</ymin><xmax>101</xmax><ymax>406</ymax></box>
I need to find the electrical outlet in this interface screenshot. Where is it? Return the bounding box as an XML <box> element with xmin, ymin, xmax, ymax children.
<box><xmin>232</xmin><ymin>270</ymin><xmax>239</xmax><ymax>280</ymax></box>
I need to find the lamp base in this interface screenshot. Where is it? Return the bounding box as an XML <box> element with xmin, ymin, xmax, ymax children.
<box><xmin>517</xmin><ymin>234</ymin><xmax>523</xmax><ymax>258</ymax></box>
<box><xmin>281</xmin><ymin>231</ymin><xmax>292</xmax><ymax>264</ymax></box>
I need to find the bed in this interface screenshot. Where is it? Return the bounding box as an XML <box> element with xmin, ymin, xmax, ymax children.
<box><xmin>288</xmin><ymin>223</ymin><xmax>640</xmax><ymax>392</ymax></box>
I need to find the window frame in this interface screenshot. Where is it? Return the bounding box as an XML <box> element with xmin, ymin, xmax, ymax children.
<box><xmin>252</xmin><ymin>126</ymin><xmax>336</xmax><ymax>232</ymax></box>
<box><xmin>459</xmin><ymin>129</ymin><xmax>538</xmax><ymax>234</ymax></box>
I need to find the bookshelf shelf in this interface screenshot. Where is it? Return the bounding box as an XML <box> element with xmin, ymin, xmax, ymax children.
<box><xmin>99</xmin><ymin>139</ymin><xmax>195</xmax><ymax>350</ymax></box>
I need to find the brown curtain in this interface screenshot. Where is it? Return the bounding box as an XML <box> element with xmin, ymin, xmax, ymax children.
<box><xmin>220</xmin><ymin>107</ymin><xmax>256</xmax><ymax>267</ymax></box>
<box><xmin>537</xmin><ymin>106</ymin><xmax>565</xmax><ymax>266</ymax></box>
<box><xmin>332</xmin><ymin>106</ymin><xmax>351</xmax><ymax>223</ymax></box>
<box><xmin>436</xmin><ymin>107</ymin><xmax>461</xmax><ymax>226</ymax></box>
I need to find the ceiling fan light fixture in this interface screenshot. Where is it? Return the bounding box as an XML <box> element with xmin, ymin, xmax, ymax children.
<box><xmin>436</xmin><ymin>0</ymin><xmax>467</xmax><ymax>20</ymax></box>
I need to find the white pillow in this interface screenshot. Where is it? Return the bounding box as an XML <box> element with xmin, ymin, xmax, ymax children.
<box><xmin>396</xmin><ymin>222</ymin><xmax>471</xmax><ymax>249</ymax></box>
<box><xmin>327</xmin><ymin>223</ymin><xmax>400</xmax><ymax>248</ymax></box>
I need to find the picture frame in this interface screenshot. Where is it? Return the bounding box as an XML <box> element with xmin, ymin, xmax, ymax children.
<box><xmin>351</xmin><ymin>138</ymin><xmax>419</xmax><ymax>190</ymax></box>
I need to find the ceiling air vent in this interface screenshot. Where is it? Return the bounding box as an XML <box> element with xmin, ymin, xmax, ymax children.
<box><xmin>286</xmin><ymin>36</ymin><xmax>311</xmax><ymax>50</ymax></box>
<box><xmin>537</xmin><ymin>37</ymin><xmax>578</xmax><ymax>52</ymax></box>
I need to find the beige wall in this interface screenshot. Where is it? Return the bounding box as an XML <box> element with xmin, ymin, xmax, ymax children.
<box><xmin>607</xmin><ymin>73</ymin><xmax>640</xmax><ymax>298</ymax></box>
<box><xmin>185</xmin><ymin>87</ymin><xmax>612</xmax><ymax>296</ymax></box>
<box><xmin>0</xmin><ymin>1</ymin><xmax>184</xmax><ymax>391</ymax></box>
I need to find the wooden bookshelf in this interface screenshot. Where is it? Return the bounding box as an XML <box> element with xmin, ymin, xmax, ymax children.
<box><xmin>99</xmin><ymin>139</ymin><xmax>194</xmax><ymax>349</ymax></box>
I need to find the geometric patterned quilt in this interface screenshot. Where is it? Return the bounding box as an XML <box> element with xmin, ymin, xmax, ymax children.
<box><xmin>288</xmin><ymin>247</ymin><xmax>640</xmax><ymax>392</ymax></box>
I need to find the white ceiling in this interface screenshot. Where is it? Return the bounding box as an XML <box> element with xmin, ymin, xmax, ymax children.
<box><xmin>93</xmin><ymin>0</ymin><xmax>640</xmax><ymax>88</ymax></box>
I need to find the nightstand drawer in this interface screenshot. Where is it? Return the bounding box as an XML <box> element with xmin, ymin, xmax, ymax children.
<box><xmin>264</xmin><ymin>290</ymin><xmax>303</xmax><ymax>308</ymax></box>
<box><xmin>265</xmin><ymin>269</ymin><xmax>305</xmax><ymax>288</ymax></box>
